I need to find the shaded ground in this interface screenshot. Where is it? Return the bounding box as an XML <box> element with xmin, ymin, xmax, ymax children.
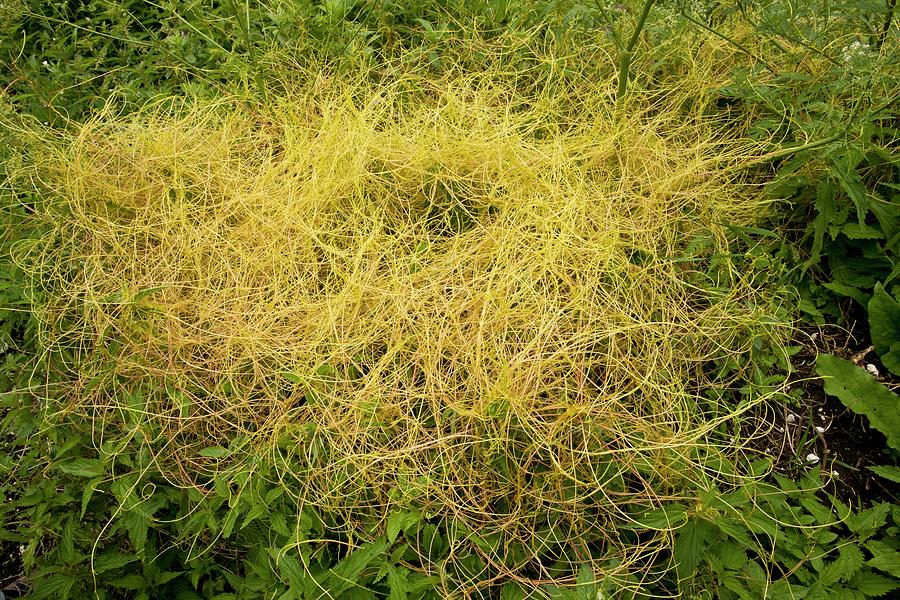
<box><xmin>750</xmin><ymin>313</ymin><xmax>900</xmax><ymax>507</ymax></box>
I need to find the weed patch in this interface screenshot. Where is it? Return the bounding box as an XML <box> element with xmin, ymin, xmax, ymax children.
<box><xmin>5</xmin><ymin>59</ymin><xmax>796</xmax><ymax>592</ymax></box>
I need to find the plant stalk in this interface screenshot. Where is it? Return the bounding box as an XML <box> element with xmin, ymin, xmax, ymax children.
<box><xmin>616</xmin><ymin>0</ymin><xmax>656</xmax><ymax>107</ymax></box>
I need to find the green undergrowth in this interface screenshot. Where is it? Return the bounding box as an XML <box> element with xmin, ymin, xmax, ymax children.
<box><xmin>1</xmin><ymin>1</ymin><xmax>899</xmax><ymax>599</ymax></box>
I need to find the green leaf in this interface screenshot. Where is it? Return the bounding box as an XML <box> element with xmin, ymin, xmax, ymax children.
<box><xmin>868</xmin><ymin>465</ymin><xmax>900</xmax><ymax>484</ymax></box>
<box><xmin>869</xmin><ymin>284</ymin><xmax>900</xmax><ymax>375</ymax></box>
<box><xmin>386</xmin><ymin>510</ymin><xmax>420</xmax><ymax>544</ymax></box>
<box><xmin>93</xmin><ymin>550</ymin><xmax>139</xmax><ymax>573</ymax></box>
<box><xmin>199</xmin><ymin>446</ymin><xmax>229</xmax><ymax>458</ymax></box>
<box><xmin>848</xmin><ymin>571</ymin><xmax>898</xmax><ymax>597</ymax></box>
<box><xmin>111</xmin><ymin>574</ymin><xmax>147</xmax><ymax>589</ymax></box>
<box><xmin>840</xmin><ymin>223</ymin><xmax>884</xmax><ymax>240</ymax></box>
<box><xmin>866</xmin><ymin>540</ymin><xmax>900</xmax><ymax>578</ymax></box>
<box><xmin>822</xmin><ymin>282</ymin><xmax>870</xmax><ymax>306</ymax></box>
<box><xmin>821</xmin><ymin>544</ymin><xmax>864</xmax><ymax>585</ymax></box>
<box><xmin>278</xmin><ymin>553</ymin><xmax>313</xmax><ymax>597</ymax></box>
<box><xmin>816</xmin><ymin>354</ymin><xmax>900</xmax><ymax>450</ymax></box>
<box><xmin>323</xmin><ymin>538</ymin><xmax>390</xmax><ymax>594</ymax></box>
<box><xmin>675</xmin><ymin>519</ymin><xmax>716</xmax><ymax>578</ymax></box>
<box><xmin>626</xmin><ymin>504</ymin><xmax>688</xmax><ymax>529</ymax></box>
<box><xmin>123</xmin><ymin>509</ymin><xmax>149</xmax><ymax>554</ymax></box>
<box><xmin>58</xmin><ymin>458</ymin><xmax>104</xmax><ymax>478</ymax></box>
<box><xmin>846</xmin><ymin>504</ymin><xmax>892</xmax><ymax>537</ymax></box>
<box><xmin>385</xmin><ymin>565</ymin><xmax>410</xmax><ymax>600</ymax></box>
<box><xmin>883</xmin><ymin>343</ymin><xmax>900</xmax><ymax>378</ymax></box>
<box><xmin>59</xmin><ymin>517</ymin><xmax>76</xmax><ymax>564</ymax></box>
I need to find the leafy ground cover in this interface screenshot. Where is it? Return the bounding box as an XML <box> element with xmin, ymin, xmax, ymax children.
<box><xmin>1</xmin><ymin>1</ymin><xmax>898</xmax><ymax>599</ymax></box>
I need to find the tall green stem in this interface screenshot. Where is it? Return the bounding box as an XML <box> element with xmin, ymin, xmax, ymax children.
<box><xmin>616</xmin><ymin>0</ymin><xmax>656</xmax><ymax>107</ymax></box>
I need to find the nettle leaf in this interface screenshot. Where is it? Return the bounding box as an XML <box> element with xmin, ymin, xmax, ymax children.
<box><xmin>840</xmin><ymin>223</ymin><xmax>884</xmax><ymax>240</ymax></box>
<box><xmin>386</xmin><ymin>510</ymin><xmax>420</xmax><ymax>544</ymax></box>
<box><xmin>821</xmin><ymin>544</ymin><xmax>865</xmax><ymax>586</ymax></box>
<box><xmin>816</xmin><ymin>354</ymin><xmax>900</xmax><ymax>450</ymax></box>
<box><xmin>58</xmin><ymin>457</ymin><xmax>105</xmax><ymax>478</ymax></box>
<box><xmin>869</xmin><ymin>284</ymin><xmax>900</xmax><ymax>375</ymax></box>
<box><xmin>823</xmin><ymin>282</ymin><xmax>870</xmax><ymax>306</ymax></box>
<box><xmin>868</xmin><ymin>465</ymin><xmax>900</xmax><ymax>484</ymax></box>
<box><xmin>866</xmin><ymin>540</ymin><xmax>900</xmax><ymax>578</ymax></box>
<box><xmin>846</xmin><ymin>504</ymin><xmax>892</xmax><ymax>537</ymax></box>
<box><xmin>322</xmin><ymin>538</ymin><xmax>390</xmax><ymax>594</ymax></box>
<box><xmin>674</xmin><ymin>519</ymin><xmax>716</xmax><ymax>578</ymax></box>
<box><xmin>93</xmin><ymin>550</ymin><xmax>139</xmax><ymax>574</ymax></box>
<box><xmin>626</xmin><ymin>504</ymin><xmax>688</xmax><ymax>530</ymax></box>
<box><xmin>848</xmin><ymin>571</ymin><xmax>899</xmax><ymax>597</ymax></box>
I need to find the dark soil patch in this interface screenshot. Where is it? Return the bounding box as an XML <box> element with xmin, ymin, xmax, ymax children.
<box><xmin>748</xmin><ymin>316</ymin><xmax>900</xmax><ymax>507</ymax></box>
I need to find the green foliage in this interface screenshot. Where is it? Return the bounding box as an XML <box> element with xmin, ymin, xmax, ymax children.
<box><xmin>816</xmin><ymin>354</ymin><xmax>900</xmax><ymax>450</ymax></box>
<box><xmin>673</xmin><ymin>472</ymin><xmax>900</xmax><ymax>600</ymax></box>
<box><xmin>1</xmin><ymin>1</ymin><xmax>899</xmax><ymax>598</ymax></box>
<box><xmin>869</xmin><ymin>283</ymin><xmax>900</xmax><ymax>375</ymax></box>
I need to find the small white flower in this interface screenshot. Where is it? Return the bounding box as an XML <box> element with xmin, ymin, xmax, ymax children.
<box><xmin>815</xmin><ymin>426</ymin><xmax>825</xmax><ymax>434</ymax></box>
<box><xmin>42</xmin><ymin>60</ymin><xmax>49</xmax><ymax>66</ymax></box>
<box><xmin>786</xmin><ymin>413</ymin><xmax>796</xmax><ymax>424</ymax></box>
<box><xmin>866</xmin><ymin>363</ymin><xmax>880</xmax><ymax>377</ymax></box>
<box><xmin>806</xmin><ymin>453</ymin><xmax>820</xmax><ymax>464</ymax></box>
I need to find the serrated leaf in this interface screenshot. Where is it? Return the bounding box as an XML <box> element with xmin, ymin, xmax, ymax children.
<box><xmin>199</xmin><ymin>446</ymin><xmax>229</xmax><ymax>458</ymax></box>
<box><xmin>868</xmin><ymin>465</ymin><xmax>900</xmax><ymax>484</ymax></box>
<box><xmin>626</xmin><ymin>504</ymin><xmax>687</xmax><ymax>529</ymax></box>
<box><xmin>822</xmin><ymin>282</ymin><xmax>870</xmax><ymax>306</ymax></box>
<box><xmin>323</xmin><ymin>538</ymin><xmax>390</xmax><ymax>594</ymax></box>
<box><xmin>123</xmin><ymin>510</ymin><xmax>149</xmax><ymax>554</ymax></box>
<box><xmin>278</xmin><ymin>553</ymin><xmax>312</xmax><ymax>596</ymax></box>
<box><xmin>846</xmin><ymin>504</ymin><xmax>892</xmax><ymax>536</ymax></box>
<box><xmin>869</xmin><ymin>284</ymin><xmax>900</xmax><ymax>375</ymax></box>
<box><xmin>822</xmin><ymin>544</ymin><xmax>864</xmax><ymax>585</ymax></box>
<box><xmin>840</xmin><ymin>223</ymin><xmax>884</xmax><ymax>240</ymax></box>
<box><xmin>58</xmin><ymin>458</ymin><xmax>104</xmax><ymax>478</ymax></box>
<box><xmin>93</xmin><ymin>550</ymin><xmax>139</xmax><ymax>573</ymax></box>
<box><xmin>866</xmin><ymin>540</ymin><xmax>900</xmax><ymax>578</ymax></box>
<box><xmin>59</xmin><ymin>518</ymin><xmax>76</xmax><ymax>563</ymax></box>
<box><xmin>110</xmin><ymin>574</ymin><xmax>147</xmax><ymax>589</ymax></box>
<box><xmin>674</xmin><ymin>519</ymin><xmax>715</xmax><ymax>578</ymax></box>
<box><xmin>385</xmin><ymin>565</ymin><xmax>410</xmax><ymax>600</ymax></box>
<box><xmin>816</xmin><ymin>354</ymin><xmax>900</xmax><ymax>450</ymax></box>
<box><xmin>386</xmin><ymin>511</ymin><xmax>420</xmax><ymax>544</ymax></box>
<box><xmin>848</xmin><ymin>570</ymin><xmax>899</xmax><ymax>596</ymax></box>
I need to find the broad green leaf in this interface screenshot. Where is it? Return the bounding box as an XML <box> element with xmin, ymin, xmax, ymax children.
<box><xmin>869</xmin><ymin>284</ymin><xmax>900</xmax><ymax>375</ymax></box>
<box><xmin>58</xmin><ymin>458</ymin><xmax>104</xmax><ymax>478</ymax></box>
<box><xmin>123</xmin><ymin>509</ymin><xmax>149</xmax><ymax>554</ymax></box>
<box><xmin>866</xmin><ymin>540</ymin><xmax>900</xmax><ymax>578</ymax></box>
<box><xmin>386</xmin><ymin>510</ymin><xmax>420</xmax><ymax>544</ymax></box>
<box><xmin>199</xmin><ymin>446</ymin><xmax>229</xmax><ymax>458</ymax></box>
<box><xmin>821</xmin><ymin>544</ymin><xmax>864</xmax><ymax>585</ymax></box>
<box><xmin>846</xmin><ymin>503</ymin><xmax>892</xmax><ymax>537</ymax></box>
<box><xmin>674</xmin><ymin>519</ymin><xmax>716</xmax><ymax>578</ymax></box>
<box><xmin>385</xmin><ymin>564</ymin><xmax>410</xmax><ymax>600</ymax></box>
<box><xmin>110</xmin><ymin>574</ymin><xmax>147</xmax><ymax>589</ymax></box>
<box><xmin>816</xmin><ymin>354</ymin><xmax>900</xmax><ymax>450</ymax></box>
<box><xmin>883</xmin><ymin>342</ymin><xmax>900</xmax><ymax>378</ymax></box>
<box><xmin>93</xmin><ymin>550</ymin><xmax>139</xmax><ymax>573</ymax></box>
<box><xmin>278</xmin><ymin>553</ymin><xmax>312</xmax><ymax>597</ymax></box>
<box><xmin>868</xmin><ymin>465</ymin><xmax>900</xmax><ymax>484</ymax></box>
<box><xmin>848</xmin><ymin>570</ymin><xmax>898</xmax><ymax>596</ymax></box>
<box><xmin>323</xmin><ymin>538</ymin><xmax>390</xmax><ymax>594</ymax></box>
<box><xmin>626</xmin><ymin>504</ymin><xmax>688</xmax><ymax>529</ymax></box>
<box><xmin>822</xmin><ymin>282</ymin><xmax>870</xmax><ymax>306</ymax></box>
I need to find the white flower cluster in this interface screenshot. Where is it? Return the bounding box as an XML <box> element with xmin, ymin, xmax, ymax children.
<box><xmin>842</xmin><ymin>39</ymin><xmax>870</xmax><ymax>64</ymax></box>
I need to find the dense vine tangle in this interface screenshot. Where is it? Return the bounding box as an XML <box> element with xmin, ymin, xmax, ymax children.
<box><xmin>13</xmin><ymin>52</ymin><xmax>792</xmax><ymax>593</ymax></box>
